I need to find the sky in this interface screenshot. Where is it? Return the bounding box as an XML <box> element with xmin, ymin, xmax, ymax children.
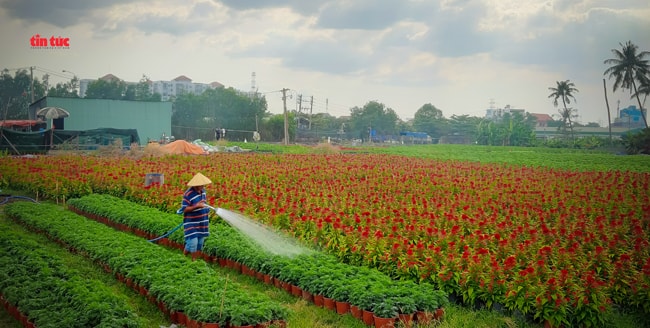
<box><xmin>2</xmin><ymin>0</ymin><xmax>649</xmax><ymax>126</ymax></box>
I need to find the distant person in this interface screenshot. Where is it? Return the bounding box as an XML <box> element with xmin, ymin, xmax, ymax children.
<box><xmin>221</xmin><ymin>128</ymin><xmax>226</xmax><ymax>140</ymax></box>
<box><xmin>215</xmin><ymin>127</ymin><xmax>221</xmax><ymax>141</ymax></box>
<box><xmin>179</xmin><ymin>172</ymin><xmax>213</xmax><ymax>261</ymax></box>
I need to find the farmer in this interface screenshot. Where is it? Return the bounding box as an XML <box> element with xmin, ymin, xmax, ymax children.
<box><xmin>180</xmin><ymin>172</ymin><xmax>212</xmax><ymax>261</ymax></box>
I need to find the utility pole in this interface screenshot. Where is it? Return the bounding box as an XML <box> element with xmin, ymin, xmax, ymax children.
<box><xmin>603</xmin><ymin>79</ymin><xmax>613</xmax><ymax>145</ymax></box>
<box><xmin>30</xmin><ymin>66</ymin><xmax>35</xmax><ymax>103</ymax></box>
<box><xmin>309</xmin><ymin>96</ymin><xmax>313</xmax><ymax>130</ymax></box>
<box><xmin>282</xmin><ymin>88</ymin><xmax>289</xmax><ymax>145</ymax></box>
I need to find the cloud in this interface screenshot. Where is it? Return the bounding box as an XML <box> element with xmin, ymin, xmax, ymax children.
<box><xmin>215</xmin><ymin>0</ymin><xmax>325</xmax><ymax>15</ymax></box>
<box><xmin>316</xmin><ymin>0</ymin><xmax>406</xmax><ymax>30</ymax></box>
<box><xmin>0</xmin><ymin>0</ymin><xmax>132</xmax><ymax>27</ymax></box>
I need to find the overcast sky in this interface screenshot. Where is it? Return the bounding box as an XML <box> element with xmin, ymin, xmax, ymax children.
<box><xmin>2</xmin><ymin>0</ymin><xmax>649</xmax><ymax>125</ymax></box>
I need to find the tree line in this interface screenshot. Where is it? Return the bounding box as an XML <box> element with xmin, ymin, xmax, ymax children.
<box><xmin>1</xmin><ymin>40</ymin><xmax>648</xmax><ymax>147</ymax></box>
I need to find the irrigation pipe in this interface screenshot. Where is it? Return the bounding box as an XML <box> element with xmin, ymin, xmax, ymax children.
<box><xmin>0</xmin><ymin>195</ymin><xmax>40</xmax><ymax>205</ymax></box>
<box><xmin>148</xmin><ymin>204</ymin><xmax>218</xmax><ymax>243</ymax></box>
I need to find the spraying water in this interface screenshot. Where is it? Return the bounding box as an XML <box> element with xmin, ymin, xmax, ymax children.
<box><xmin>211</xmin><ymin>206</ymin><xmax>312</xmax><ymax>257</ymax></box>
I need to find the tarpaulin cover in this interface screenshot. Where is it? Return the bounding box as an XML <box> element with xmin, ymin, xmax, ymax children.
<box><xmin>161</xmin><ymin>140</ymin><xmax>208</xmax><ymax>155</ymax></box>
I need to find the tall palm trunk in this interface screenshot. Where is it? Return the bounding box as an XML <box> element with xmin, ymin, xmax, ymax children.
<box><xmin>632</xmin><ymin>80</ymin><xmax>649</xmax><ymax>128</ymax></box>
<box><xmin>562</xmin><ymin>99</ymin><xmax>575</xmax><ymax>143</ymax></box>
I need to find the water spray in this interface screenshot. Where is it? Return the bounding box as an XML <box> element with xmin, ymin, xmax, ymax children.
<box><xmin>204</xmin><ymin>205</ymin><xmax>311</xmax><ymax>257</ymax></box>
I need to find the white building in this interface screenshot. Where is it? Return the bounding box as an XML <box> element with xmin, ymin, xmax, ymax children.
<box><xmin>79</xmin><ymin>74</ymin><xmax>224</xmax><ymax>100</ymax></box>
<box><xmin>485</xmin><ymin>104</ymin><xmax>526</xmax><ymax>120</ymax></box>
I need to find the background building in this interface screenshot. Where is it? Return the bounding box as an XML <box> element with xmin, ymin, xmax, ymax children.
<box><xmin>79</xmin><ymin>74</ymin><xmax>224</xmax><ymax>101</ymax></box>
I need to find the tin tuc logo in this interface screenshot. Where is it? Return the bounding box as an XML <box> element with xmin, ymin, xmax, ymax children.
<box><xmin>30</xmin><ymin>34</ymin><xmax>70</xmax><ymax>49</ymax></box>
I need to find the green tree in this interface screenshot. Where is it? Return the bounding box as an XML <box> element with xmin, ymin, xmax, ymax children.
<box><xmin>476</xmin><ymin>112</ymin><xmax>535</xmax><ymax>146</ymax></box>
<box><xmin>0</xmin><ymin>69</ymin><xmax>46</xmax><ymax>120</ymax></box>
<box><xmin>447</xmin><ymin>114</ymin><xmax>482</xmax><ymax>141</ymax></box>
<box><xmin>47</xmin><ymin>76</ymin><xmax>79</xmax><ymax>98</ymax></box>
<box><xmin>171</xmin><ymin>87</ymin><xmax>268</xmax><ymax>141</ymax></box>
<box><xmin>412</xmin><ymin>103</ymin><xmax>447</xmax><ymax>139</ymax></box>
<box><xmin>260</xmin><ymin>112</ymin><xmax>296</xmax><ymax>142</ymax></box>
<box><xmin>548</xmin><ymin>80</ymin><xmax>579</xmax><ymax>142</ymax></box>
<box><xmin>604</xmin><ymin>40</ymin><xmax>650</xmax><ymax>128</ymax></box>
<box><xmin>84</xmin><ymin>79</ymin><xmax>127</xmax><ymax>99</ymax></box>
<box><xmin>349</xmin><ymin>101</ymin><xmax>399</xmax><ymax>142</ymax></box>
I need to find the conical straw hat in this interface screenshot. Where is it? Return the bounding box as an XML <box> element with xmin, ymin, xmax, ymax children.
<box><xmin>187</xmin><ymin>172</ymin><xmax>212</xmax><ymax>186</ymax></box>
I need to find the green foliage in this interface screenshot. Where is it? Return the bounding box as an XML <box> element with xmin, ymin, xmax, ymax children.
<box><xmin>620</xmin><ymin>128</ymin><xmax>650</xmax><ymax>154</ymax></box>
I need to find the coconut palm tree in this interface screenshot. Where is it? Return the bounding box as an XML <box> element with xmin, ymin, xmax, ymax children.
<box><xmin>548</xmin><ymin>80</ymin><xmax>578</xmax><ymax>142</ymax></box>
<box><xmin>604</xmin><ymin>41</ymin><xmax>650</xmax><ymax>128</ymax></box>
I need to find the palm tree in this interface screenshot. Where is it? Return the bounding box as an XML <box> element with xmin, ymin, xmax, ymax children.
<box><xmin>548</xmin><ymin>80</ymin><xmax>579</xmax><ymax>142</ymax></box>
<box><xmin>632</xmin><ymin>74</ymin><xmax>650</xmax><ymax>111</ymax></box>
<box><xmin>604</xmin><ymin>41</ymin><xmax>650</xmax><ymax>128</ymax></box>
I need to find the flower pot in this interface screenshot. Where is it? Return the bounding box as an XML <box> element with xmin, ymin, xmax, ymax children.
<box><xmin>335</xmin><ymin>301</ymin><xmax>350</xmax><ymax>315</ymax></box>
<box><xmin>323</xmin><ymin>297</ymin><xmax>336</xmax><ymax>311</ymax></box>
<box><xmin>187</xmin><ymin>317</ymin><xmax>200</xmax><ymax>328</ymax></box>
<box><xmin>350</xmin><ymin>305</ymin><xmax>363</xmax><ymax>320</ymax></box>
<box><xmin>203</xmin><ymin>323</ymin><xmax>220</xmax><ymax>328</ymax></box>
<box><xmin>291</xmin><ymin>285</ymin><xmax>302</xmax><ymax>297</ymax></box>
<box><xmin>415</xmin><ymin>311</ymin><xmax>433</xmax><ymax>325</ymax></box>
<box><xmin>313</xmin><ymin>294</ymin><xmax>324</xmax><ymax>307</ymax></box>
<box><xmin>434</xmin><ymin>307</ymin><xmax>445</xmax><ymax>320</ymax></box>
<box><xmin>302</xmin><ymin>290</ymin><xmax>314</xmax><ymax>303</ymax></box>
<box><xmin>362</xmin><ymin>310</ymin><xmax>374</xmax><ymax>326</ymax></box>
<box><xmin>373</xmin><ymin>315</ymin><xmax>396</xmax><ymax>328</ymax></box>
<box><xmin>255</xmin><ymin>322</ymin><xmax>271</xmax><ymax>328</ymax></box>
<box><xmin>398</xmin><ymin>313</ymin><xmax>414</xmax><ymax>327</ymax></box>
<box><xmin>283</xmin><ymin>282</ymin><xmax>292</xmax><ymax>293</ymax></box>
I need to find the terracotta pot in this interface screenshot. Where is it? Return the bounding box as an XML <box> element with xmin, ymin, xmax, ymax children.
<box><xmin>203</xmin><ymin>323</ymin><xmax>220</xmax><ymax>328</ymax></box>
<box><xmin>398</xmin><ymin>313</ymin><xmax>414</xmax><ymax>327</ymax></box>
<box><xmin>415</xmin><ymin>311</ymin><xmax>433</xmax><ymax>325</ymax></box>
<box><xmin>350</xmin><ymin>305</ymin><xmax>363</xmax><ymax>320</ymax></box>
<box><xmin>335</xmin><ymin>301</ymin><xmax>350</xmax><ymax>315</ymax></box>
<box><xmin>323</xmin><ymin>297</ymin><xmax>336</xmax><ymax>311</ymax></box>
<box><xmin>301</xmin><ymin>290</ymin><xmax>314</xmax><ymax>303</ymax></box>
<box><xmin>362</xmin><ymin>310</ymin><xmax>374</xmax><ymax>326</ymax></box>
<box><xmin>283</xmin><ymin>282</ymin><xmax>292</xmax><ymax>293</ymax></box>
<box><xmin>173</xmin><ymin>311</ymin><xmax>187</xmax><ymax>325</ymax></box>
<box><xmin>434</xmin><ymin>307</ymin><xmax>445</xmax><ymax>320</ymax></box>
<box><xmin>313</xmin><ymin>294</ymin><xmax>324</xmax><ymax>307</ymax></box>
<box><xmin>291</xmin><ymin>285</ymin><xmax>302</xmax><ymax>297</ymax></box>
<box><xmin>187</xmin><ymin>317</ymin><xmax>200</xmax><ymax>328</ymax></box>
<box><xmin>373</xmin><ymin>315</ymin><xmax>396</xmax><ymax>328</ymax></box>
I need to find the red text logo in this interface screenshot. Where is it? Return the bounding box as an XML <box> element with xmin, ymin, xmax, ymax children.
<box><xmin>30</xmin><ymin>34</ymin><xmax>70</xmax><ymax>49</ymax></box>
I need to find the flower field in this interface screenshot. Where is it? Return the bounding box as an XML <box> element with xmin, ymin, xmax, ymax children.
<box><xmin>1</xmin><ymin>151</ymin><xmax>649</xmax><ymax>327</ymax></box>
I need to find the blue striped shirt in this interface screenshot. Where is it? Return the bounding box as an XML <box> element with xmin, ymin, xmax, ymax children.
<box><xmin>180</xmin><ymin>187</ymin><xmax>210</xmax><ymax>239</ymax></box>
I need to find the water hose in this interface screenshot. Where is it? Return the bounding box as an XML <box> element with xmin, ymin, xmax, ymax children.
<box><xmin>147</xmin><ymin>204</ymin><xmax>218</xmax><ymax>243</ymax></box>
<box><xmin>0</xmin><ymin>195</ymin><xmax>40</xmax><ymax>205</ymax></box>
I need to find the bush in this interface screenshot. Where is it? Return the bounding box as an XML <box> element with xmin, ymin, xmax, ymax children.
<box><xmin>621</xmin><ymin>128</ymin><xmax>650</xmax><ymax>154</ymax></box>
